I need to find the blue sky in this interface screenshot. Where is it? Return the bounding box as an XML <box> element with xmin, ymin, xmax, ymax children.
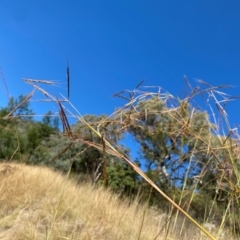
<box><xmin>1</xmin><ymin>0</ymin><xmax>240</xmax><ymax>129</ymax></box>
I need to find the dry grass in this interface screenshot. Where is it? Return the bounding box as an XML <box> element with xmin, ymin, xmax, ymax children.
<box><xmin>2</xmin><ymin>76</ymin><xmax>240</xmax><ymax>239</ymax></box>
<box><xmin>0</xmin><ymin>163</ymin><xmax>229</xmax><ymax>240</ymax></box>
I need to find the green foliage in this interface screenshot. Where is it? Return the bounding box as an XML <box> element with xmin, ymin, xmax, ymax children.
<box><xmin>0</xmin><ymin>99</ymin><xmax>29</xmax><ymax>160</ymax></box>
<box><xmin>0</xmin><ymin>96</ymin><xmax>58</xmax><ymax>161</ymax></box>
<box><xmin>125</xmin><ymin>97</ymin><xmax>215</xmax><ymax>186</ymax></box>
<box><xmin>0</xmin><ymin>107</ymin><xmax>11</xmax><ymax>126</ymax></box>
<box><xmin>1</xmin><ymin>90</ymin><xmax>240</xmax><ymax>236</ymax></box>
<box><xmin>42</xmin><ymin>110</ymin><xmax>59</xmax><ymax>130</ymax></box>
<box><xmin>8</xmin><ymin>95</ymin><xmax>34</xmax><ymax>120</ymax></box>
<box><xmin>107</xmin><ymin>161</ymin><xmax>139</xmax><ymax>195</ymax></box>
<box><xmin>27</xmin><ymin>126</ymin><xmax>42</xmax><ymax>154</ymax></box>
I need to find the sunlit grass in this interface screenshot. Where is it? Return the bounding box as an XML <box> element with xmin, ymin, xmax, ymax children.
<box><xmin>2</xmin><ymin>76</ymin><xmax>240</xmax><ymax>239</ymax></box>
<box><xmin>0</xmin><ymin>163</ymin><xmax>232</xmax><ymax>240</ymax></box>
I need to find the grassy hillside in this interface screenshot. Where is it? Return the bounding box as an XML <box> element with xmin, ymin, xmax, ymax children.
<box><xmin>0</xmin><ymin>163</ymin><xmax>230</xmax><ymax>240</ymax></box>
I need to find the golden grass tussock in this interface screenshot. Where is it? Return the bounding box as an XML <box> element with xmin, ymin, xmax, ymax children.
<box><xmin>0</xmin><ymin>163</ymin><xmax>230</xmax><ymax>240</ymax></box>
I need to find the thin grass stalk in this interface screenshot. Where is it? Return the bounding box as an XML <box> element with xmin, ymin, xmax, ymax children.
<box><xmin>153</xmin><ymin>215</ymin><xmax>172</xmax><ymax>240</ymax></box>
<box><xmin>178</xmin><ymin>153</ymin><xmax>195</xmax><ymax>235</ymax></box>
<box><xmin>101</xmin><ymin>133</ymin><xmax>107</xmax><ymax>187</ymax></box>
<box><xmin>58</xmin><ymin>91</ymin><xmax>217</xmax><ymax>240</ymax></box>
<box><xmin>46</xmin><ymin>162</ymin><xmax>73</xmax><ymax>240</ymax></box>
<box><xmin>137</xmin><ymin>209</ymin><xmax>146</xmax><ymax>240</ymax></box>
<box><xmin>84</xmin><ymin>136</ymin><xmax>216</xmax><ymax>239</ymax></box>
<box><xmin>25</xmin><ymin>80</ymin><xmax>238</xmax><ymax>239</ymax></box>
<box><xmin>56</xmin><ymin>101</ymin><xmax>216</xmax><ymax>239</ymax></box>
<box><xmin>137</xmin><ymin>187</ymin><xmax>153</xmax><ymax>240</ymax></box>
<box><xmin>3</xmin><ymin>90</ymin><xmax>35</xmax><ymax>120</ymax></box>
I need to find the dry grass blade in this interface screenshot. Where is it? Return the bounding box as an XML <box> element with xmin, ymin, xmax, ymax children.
<box><xmin>23</xmin><ymin>78</ymin><xmax>55</xmax><ymax>85</ymax></box>
<box><xmin>50</xmin><ymin>142</ymin><xmax>73</xmax><ymax>162</ymax></box>
<box><xmin>74</xmin><ymin>139</ymin><xmax>118</xmax><ymax>156</ymax></box>
<box><xmin>0</xmin><ymin>68</ymin><xmax>10</xmax><ymax>100</ymax></box>
<box><xmin>31</xmin><ymin>83</ymin><xmax>56</xmax><ymax>100</ymax></box>
<box><xmin>116</xmin><ymin>155</ymin><xmax>216</xmax><ymax>239</ymax></box>
<box><xmin>196</xmin><ymin>79</ymin><xmax>214</xmax><ymax>87</ymax></box>
<box><xmin>153</xmin><ymin>216</ymin><xmax>172</xmax><ymax>240</ymax></box>
<box><xmin>113</xmin><ymin>90</ymin><xmax>126</xmax><ymax>97</ymax></box>
<box><xmin>3</xmin><ymin>90</ymin><xmax>35</xmax><ymax>119</ymax></box>
<box><xmin>30</xmin><ymin>99</ymin><xmax>68</xmax><ymax>102</ymax></box>
<box><xmin>136</xmin><ymin>79</ymin><xmax>145</xmax><ymax>89</ymax></box>
<box><xmin>184</xmin><ymin>75</ymin><xmax>192</xmax><ymax>90</ymax></box>
<box><xmin>101</xmin><ymin>132</ymin><xmax>107</xmax><ymax>187</ymax></box>
<box><xmin>66</xmin><ymin>61</ymin><xmax>70</xmax><ymax>99</ymax></box>
<box><xmin>65</xmin><ymin>116</ymin><xmax>216</xmax><ymax>239</ymax></box>
<box><xmin>58</xmin><ymin>100</ymin><xmax>73</xmax><ymax>139</ymax></box>
<box><xmin>113</xmin><ymin>90</ymin><xmax>130</xmax><ymax>101</ymax></box>
<box><xmin>25</xmin><ymin>78</ymin><xmax>240</xmax><ymax>240</ymax></box>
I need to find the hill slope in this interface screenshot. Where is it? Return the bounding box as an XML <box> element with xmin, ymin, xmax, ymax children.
<box><xmin>0</xmin><ymin>163</ymin><xmax>225</xmax><ymax>240</ymax></box>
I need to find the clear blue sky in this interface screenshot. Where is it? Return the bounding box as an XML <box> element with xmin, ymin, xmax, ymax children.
<box><xmin>1</xmin><ymin>0</ymin><xmax>240</xmax><ymax>128</ymax></box>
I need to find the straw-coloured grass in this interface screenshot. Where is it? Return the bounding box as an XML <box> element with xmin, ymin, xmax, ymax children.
<box><xmin>2</xmin><ymin>76</ymin><xmax>240</xmax><ymax>239</ymax></box>
<box><xmin>0</xmin><ymin>163</ymin><xmax>230</xmax><ymax>240</ymax></box>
